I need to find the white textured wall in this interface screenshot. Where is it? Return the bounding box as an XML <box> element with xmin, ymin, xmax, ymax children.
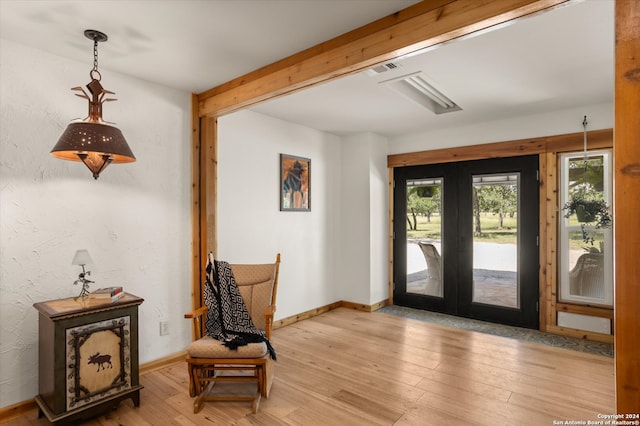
<box><xmin>217</xmin><ymin>110</ymin><xmax>342</xmax><ymax>319</ymax></box>
<box><xmin>339</xmin><ymin>133</ymin><xmax>390</xmax><ymax>305</ymax></box>
<box><xmin>339</xmin><ymin>135</ymin><xmax>372</xmax><ymax>303</ymax></box>
<box><xmin>0</xmin><ymin>39</ymin><xmax>192</xmax><ymax>408</ymax></box>
<box><xmin>368</xmin><ymin>133</ymin><xmax>390</xmax><ymax>304</ymax></box>
<box><xmin>218</xmin><ymin>112</ymin><xmax>391</xmax><ymax>314</ymax></box>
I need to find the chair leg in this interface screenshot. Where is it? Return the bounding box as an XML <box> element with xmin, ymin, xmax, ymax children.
<box><xmin>258</xmin><ymin>365</ymin><xmax>267</xmax><ymax>398</ymax></box>
<box><xmin>188</xmin><ymin>363</ymin><xmax>266</xmax><ymax>414</ymax></box>
<box><xmin>263</xmin><ymin>359</ymin><xmax>275</xmax><ymax>398</ymax></box>
<box><xmin>252</xmin><ymin>389</ymin><xmax>262</xmax><ymax>414</ymax></box>
<box><xmin>194</xmin><ymin>382</ymin><xmax>214</xmax><ymax>414</ymax></box>
<box><xmin>187</xmin><ymin>362</ymin><xmax>197</xmax><ymax>398</ymax></box>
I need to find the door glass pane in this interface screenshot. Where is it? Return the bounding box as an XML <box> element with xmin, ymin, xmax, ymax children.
<box><xmin>471</xmin><ymin>173</ymin><xmax>519</xmax><ymax>308</ymax></box>
<box><xmin>406</xmin><ymin>178</ymin><xmax>443</xmax><ymax>297</ymax></box>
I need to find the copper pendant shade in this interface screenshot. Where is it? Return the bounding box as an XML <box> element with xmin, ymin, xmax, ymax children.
<box><xmin>51</xmin><ymin>30</ymin><xmax>135</xmax><ymax>179</ymax></box>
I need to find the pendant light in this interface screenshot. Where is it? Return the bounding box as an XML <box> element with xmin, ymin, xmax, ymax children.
<box><xmin>50</xmin><ymin>30</ymin><xmax>135</xmax><ymax>179</ymax></box>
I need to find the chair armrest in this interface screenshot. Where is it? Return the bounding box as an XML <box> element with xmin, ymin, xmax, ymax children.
<box><xmin>185</xmin><ymin>306</ymin><xmax>208</xmax><ymax>340</ymax></box>
<box><xmin>264</xmin><ymin>304</ymin><xmax>276</xmax><ymax>339</ymax></box>
<box><xmin>264</xmin><ymin>305</ymin><xmax>276</xmax><ymax>317</ymax></box>
<box><xmin>184</xmin><ymin>306</ymin><xmax>208</xmax><ymax>319</ymax></box>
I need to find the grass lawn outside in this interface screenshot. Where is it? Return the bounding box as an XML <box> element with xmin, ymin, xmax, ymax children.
<box><xmin>407</xmin><ymin>213</ymin><xmax>603</xmax><ymax>251</ymax></box>
<box><xmin>407</xmin><ymin>213</ymin><xmax>517</xmax><ymax>244</ymax></box>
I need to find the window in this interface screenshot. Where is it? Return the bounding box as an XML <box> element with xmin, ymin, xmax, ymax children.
<box><xmin>558</xmin><ymin>150</ymin><xmax>613</xmax><ymax>306</ymax></box>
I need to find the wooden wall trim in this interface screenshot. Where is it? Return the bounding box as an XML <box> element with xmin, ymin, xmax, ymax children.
<box><xmin>197</xmin><ymin>0</ymin><xmax>567</xmax><ymax>117</ymax></box>
<box><xmin>273</xmin><ymin>302</ymin><xmax>342</xmax><ymax>329</ymax></box>
<box><xmin>191</xmin><ymin>116</ymin><xmax>217</xmax><ymax>313</ymax></box>
<box><xmin>555</xmin><ymin>303</ymin><xmax>614</xmax><ymax>320</ymax></box>
<box><xmin>614</xmin><ymin>0</ymin><xmax>640</xmax><ymax>413</ymax></box>
<box><xmin>543</xmin><ymin>152</ymin><xmax>558</xmax><ymax>330</ymax></box>
<box><xmin>139</xmin><ymin>351</ymin><xmax>187</xmax><ymax>376</ymax></box>
<box><xmin>545</xmin><ymin>324</ymin><xmax>613</xmax><ymax>344</ymax></box>
<box><xmin>204</xmin><ymin>117</ymin><xmax>217</xmax><ymax>258</ymax></box>
<box><xmin>387</xmin><ymin>129</ymin><xmax>613</xmax><ymax>168</ymax></box>
<box><xmin>191</xmin><ymin>94</ymin><xmax>201</xmax><ymax>311</ymax></box>
<box><xmin>341</xmin><ymin>300</ymin><xmax>389</xmax><ymax>312</ymax></box>
<box><xmin>200</xmin><ymin>117</ymin><xmax>217</xmax><ymax>257</ymax></box>
<box><xmin>273</xmin><ymin>300</ymin><xmax>390</xmax><ymax>329</ymax></box>
<box><xmin>538</xmin><ymin>153</ymin><xmax>549</xmax><ymax>331</ymax></box>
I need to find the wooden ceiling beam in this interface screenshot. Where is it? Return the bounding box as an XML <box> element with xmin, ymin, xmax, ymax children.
<box><xmin>197</xmin><ymin>0</ymin><xmax>568</xmax><ymax>118</ymax></box>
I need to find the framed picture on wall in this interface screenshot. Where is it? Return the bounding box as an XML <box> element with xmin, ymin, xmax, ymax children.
<box><xmin>280</xmin><ymin>154</ymin><xmax>310</xmax><ymax>211</ymax></box>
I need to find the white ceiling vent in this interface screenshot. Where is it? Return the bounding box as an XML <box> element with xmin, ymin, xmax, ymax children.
<box><xmin>364</xmin><ymin>61</ymin><xmax>402</xmax><ymax>76</ymax></box>
<box><xmin>380</xmin><ymin>72</ymin><xmax>462</xmax><ymax>115</ymax></box>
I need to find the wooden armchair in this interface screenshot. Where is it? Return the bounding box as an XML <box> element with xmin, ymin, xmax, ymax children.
<box><xmin>184</xmin><ymin>253</ymin><xmax>280</xmax><ymax>413</ymax></box>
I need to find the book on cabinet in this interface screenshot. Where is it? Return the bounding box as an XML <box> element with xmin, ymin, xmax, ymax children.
<box><xmin>89</xmin><ymin>287</ymin><xmax>124</xmax><ymax>302</ymax></box>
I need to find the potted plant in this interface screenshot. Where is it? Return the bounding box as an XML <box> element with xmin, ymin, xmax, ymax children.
<box><xmin>562</xmin><ymin>183</ymin><xmax>612</xmax><ymax>246</ymax></box>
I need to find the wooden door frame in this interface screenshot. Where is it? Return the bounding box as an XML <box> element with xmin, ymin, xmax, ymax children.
<box><xmin>190</xmin><ymin>0</ymin><xmax>639</xmax><ymax>412</ymax></box>
<box><xmin>613</xmin><ymin>0</ymin><xmax>639</xmax><ymax>412</ymax></box>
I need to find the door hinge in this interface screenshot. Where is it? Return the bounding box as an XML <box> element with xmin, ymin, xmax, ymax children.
<box><xmin>536</xmin><ymin>235</ymin><xmax>539</xmax><ymax>246</ymax></box>
<box><xmin>536</xmin><ymin>301</ymin><xmax>539</xmax><ymax>312</ymax></box>
<box><xmin>536</xmin><ymin>170</ymin><xmax>540</xmax><ymax>181</ymax></box>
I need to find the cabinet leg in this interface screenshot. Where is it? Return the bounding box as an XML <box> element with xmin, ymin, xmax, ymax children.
<box><xmin>132</xmin><ymin>390</ymin><xmax>141</xmax><ymax>407</ymax></box>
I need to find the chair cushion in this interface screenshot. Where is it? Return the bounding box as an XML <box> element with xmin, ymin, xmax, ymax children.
<box><xmin>187</xmin><ymin>335</ymin><xmax>268</xmax><ymax>358</ymax></box>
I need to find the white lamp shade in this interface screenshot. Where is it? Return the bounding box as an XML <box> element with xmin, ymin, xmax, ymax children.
<box><xmin>72</xmin><ymin>249</ymin><xmax>93</xmax><ymax>266</ymax></box>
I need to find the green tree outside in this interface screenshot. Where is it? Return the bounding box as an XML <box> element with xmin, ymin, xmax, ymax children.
<box><xmin>474</xmin><ymin>184</ymin><xmax>517</xmax><ymax>234</ymax></box>
<box><xmin>406</xmin><ymin>186</ymin><xmax>441</xmax><ymax>231</ymax></box>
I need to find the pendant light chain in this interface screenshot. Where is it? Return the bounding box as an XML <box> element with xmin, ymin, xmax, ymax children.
<box><xmin>582</xmin><ymin>115</ymin><xmax>588</xmax><ymax>166</ymax></box>
<box><xmin>90</xmin><ymin>35</ymin><xmax>102</xmax><ymax>81</ymax></box>
<box><xmin>93</xmin><ymin>37</ymin><xmax>99</xmax><ymax>72</ymax></box>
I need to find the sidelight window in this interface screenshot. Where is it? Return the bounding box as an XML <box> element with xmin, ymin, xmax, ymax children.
<box><xmin>558</xmin><ymin>150</ymin><xmax>613</xmax><ymax>307</ymax></box>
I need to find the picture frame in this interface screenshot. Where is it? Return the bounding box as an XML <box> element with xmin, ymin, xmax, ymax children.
<box><xmin>280</xmin><ymin>154</ymin><xmax>310</xmax><ymax>211</ymax></box>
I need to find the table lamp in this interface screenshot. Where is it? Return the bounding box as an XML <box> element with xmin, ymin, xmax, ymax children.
<box><xmin>72</xmin><ymin>249</ymin><xmax>94</xmax><ymax>298</ymax></box>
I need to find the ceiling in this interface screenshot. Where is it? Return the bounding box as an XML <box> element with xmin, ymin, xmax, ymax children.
<box><xmin>0</xmin><ymin>0</ymin><xmax>613</xmax><ymax>138</ymax></box>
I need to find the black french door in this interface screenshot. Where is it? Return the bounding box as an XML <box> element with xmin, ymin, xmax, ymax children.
<box><xmin>393</xmin><ymin>155</ymin><xmax>539</xmax><ymax>329</ymax></box>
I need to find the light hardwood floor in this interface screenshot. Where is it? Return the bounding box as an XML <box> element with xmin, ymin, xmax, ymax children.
<box><xmin>4</xmin><ymin>308</ymin><xmax>614</xmax><ymax>425</ymax></box>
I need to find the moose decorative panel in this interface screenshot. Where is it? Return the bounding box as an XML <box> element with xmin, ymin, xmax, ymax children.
<box><xmin>65</xmin><ymin>316</ymin><xmax>132</xmax><ymax>410</ymax></box>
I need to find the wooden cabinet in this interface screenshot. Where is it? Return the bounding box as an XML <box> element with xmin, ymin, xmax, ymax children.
<box><xmin>33</xmin><ymin>293</ymin><xmax>144</xmax><ymax>424</ymax></box>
